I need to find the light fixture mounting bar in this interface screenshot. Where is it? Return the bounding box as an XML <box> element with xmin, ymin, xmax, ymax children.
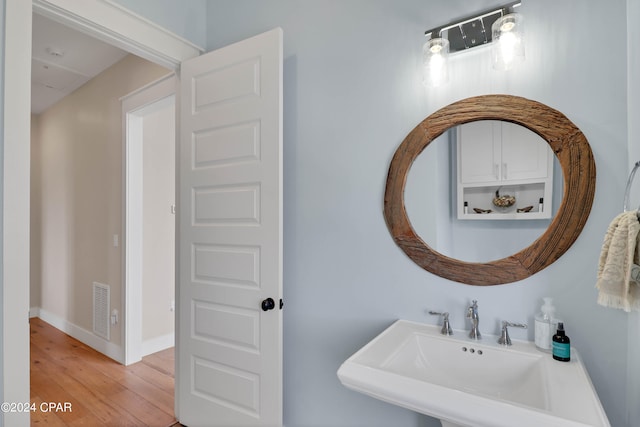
<box><xmin>425</xmin><ymin>1</ymin><xmax>520</xmax><ymax>53</ymax></box>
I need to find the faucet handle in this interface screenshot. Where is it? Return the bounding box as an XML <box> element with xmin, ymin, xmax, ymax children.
<box><xmin>498</xmin><ymin>321</ymin><xmax>527</xmax><ymax>346</ymax></box>
<box><xmin>466</xmin><ymin>300</ymin><xmax>478</xmax><ymax>317</ymax></box>
<box><xmin>429</xmin><ymin>311</ymin><xmax>453</xmax><ymax>335</ymax></box>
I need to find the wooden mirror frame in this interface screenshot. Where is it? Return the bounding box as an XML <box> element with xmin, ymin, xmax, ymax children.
<box><xmin>384</xmin><ymin>95</ymin><xmax>596</xmax><ymax>286</ymax></box>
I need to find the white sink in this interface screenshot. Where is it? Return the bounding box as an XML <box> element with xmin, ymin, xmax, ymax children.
<box><xmin>337</xmin><ymin>320</ymin><xmax>610</xmax><ymax>427</ymax></box>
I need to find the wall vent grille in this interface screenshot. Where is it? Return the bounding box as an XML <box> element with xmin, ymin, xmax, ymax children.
<box><xmin>93</xmin><ymin>282</ymin><xmax>110</xmax><ymax>340</ymax></box>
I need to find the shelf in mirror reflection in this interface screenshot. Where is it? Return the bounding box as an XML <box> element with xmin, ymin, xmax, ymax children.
<box><xmin>461</xmin><ymin>183</ymin><xmax>548</xmax><ymax>220</ymax></box>
<box><xmin>404</xmin><ymin>123</ymin><xmax>562</xmax><ymax>264</ymax></box>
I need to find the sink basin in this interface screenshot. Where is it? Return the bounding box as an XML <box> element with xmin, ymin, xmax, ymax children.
<box><xmin>337</xmin><ymin>320</ymin><xmax>610</xmax><ymax>427</ymax></box>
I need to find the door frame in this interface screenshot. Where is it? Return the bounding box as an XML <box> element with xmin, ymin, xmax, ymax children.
<box><xmin>32</xmin><ymin>0</ymin><xmax>203</xmax><ymax>69</ymax></box>
<box><xmin>121</xmin><ymin>74</ymin><xmax>176</xmax><ymax>366</ymax></box>
<box><xmin>3</xmin><ymin>0</ymin><xmax>203</xmax><ymax>423</ymax></box>
<box><xmin>3</xmin><ymin>2</ymin><xmax>33</xmax><ymax>425</ymax></box>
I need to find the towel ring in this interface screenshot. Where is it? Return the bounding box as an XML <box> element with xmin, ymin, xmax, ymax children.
<box><xmin>623</xmin><ymin>160</ymin><xmax>640</xmax><ymax>219</ymax></box>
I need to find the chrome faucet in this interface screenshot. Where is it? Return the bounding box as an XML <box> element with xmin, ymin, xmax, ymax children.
<box><xmin>498</xmin><ymin>321</ymin><xmax>528</xmax><ymax>346</ymax></box>
<box><xmin>429</xmin><ymin>311</ymin><xmax>453</xmax><ymax>335</ymax></box>
<box><xmin>466</xmin><ymin>300</ymin><xmax>481</xmax><ymax>340</ymax></box>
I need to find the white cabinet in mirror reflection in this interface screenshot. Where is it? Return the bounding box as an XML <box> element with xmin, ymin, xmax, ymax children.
<box><xmin>457</xmin><ymin>120</ymin><xmax>554</xmax><ymax>220</ymax></box>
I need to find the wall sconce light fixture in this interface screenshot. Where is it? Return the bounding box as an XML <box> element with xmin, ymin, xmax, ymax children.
<box><xmin>423</xmin><ymin>37</ymin><xmax>449</xmax><ymax>87</ymax></box>
<box><xmin>491</xmin><ymin>12</ymin><xmax>524</xmax><ymax>70</ymax></box>
<box><xmin>423</xmin><ymin>1</ymin><xmax>523</xmax><ymax>87</ymax></box>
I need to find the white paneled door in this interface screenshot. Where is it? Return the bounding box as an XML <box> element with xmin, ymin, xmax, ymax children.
<box><xmin>177</xmin><ymin>28</ymin><xmax>283</xmax><ymax>426</ymax></box>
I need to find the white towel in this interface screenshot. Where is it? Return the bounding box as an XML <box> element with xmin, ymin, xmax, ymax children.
<box><xmin>596</xmin><ymin>211</ymin><xmax>640</xmax><ymax>312</ymax></box>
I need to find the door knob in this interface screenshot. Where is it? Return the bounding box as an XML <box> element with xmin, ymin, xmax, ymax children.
<box><xmin>261</xmin><ymin>297</ymin><xmax>275</xmax><ymax>311</ymax></box>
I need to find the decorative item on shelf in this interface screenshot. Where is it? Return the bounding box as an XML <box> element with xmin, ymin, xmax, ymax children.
<box><xmin>492</xmin><ymin>188</ymin><xmax>516</xmax><ymax>209</ymax></box>
<box><xmin>473</xmin><ymin>208</ymin><xmax>493</xmax><ymax>214</ymax></box>
<box><xmin>517</xmin><ymin>205</ymin><xmax>534</xmax><ymax>213</ymax></box>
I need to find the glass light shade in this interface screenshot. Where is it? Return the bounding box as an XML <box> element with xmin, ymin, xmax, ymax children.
<box><xmin>491</xmin><ymin>13</ymin><xmax>524</xmax><ymax>70</ymax></box>
<box><xmin>423</xmin><ymin>37</ymin><xmax>449</xmax><ymax>87</ymax></box>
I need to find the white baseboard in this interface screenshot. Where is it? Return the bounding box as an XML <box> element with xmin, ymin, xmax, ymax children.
<box><xmin>35</xmin><ymin>307</ymin><xmax>124</xmax><ymax>364</ymax></box>
<box><xmin>141</xmin><ymin>332</ymin><xmax>175</xmax><ymax>356</ymax></box>
<box><xmin>29</xmin><ymin>307</ymin><xmax>40</xmax><ymax>318</ymax></box>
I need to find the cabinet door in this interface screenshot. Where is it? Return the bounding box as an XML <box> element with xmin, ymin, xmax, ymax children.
<box><xmin>458</xmin><ymin>120</ymin><xmax>501</xmax><ymax>183</ymax></box>
<box><xmin>501</xmin><ymin>123</ymin><xmax>551</xmax><ymax>181</ymax></box>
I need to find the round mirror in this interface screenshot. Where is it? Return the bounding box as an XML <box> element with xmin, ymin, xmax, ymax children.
<box><xmin>384</xmin><ymin>95</ymin><xmax>595</xmax><ymax>286</ymax></box>
<box><xmin>404</xmin><ymin>122</ymin><xmax>563</xmax><ymax>263</ymax></box>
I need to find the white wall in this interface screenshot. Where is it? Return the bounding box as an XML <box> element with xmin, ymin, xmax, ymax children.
<box><xmin>206</xmin><ymin>1</ymin><xmax>630</xmax><ymax>426</ymax></box>
<box><xmin>30</xmin><ymin>114</ymin><xmax>42</xmax><ymax>311</ymax></box>
<box><xmin>141</xmin><ymin>100</ymin><xmax>175</xmax><ymax>349</ymax></box>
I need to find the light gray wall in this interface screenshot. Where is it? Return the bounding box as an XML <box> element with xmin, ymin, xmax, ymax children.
<box><xmin>627</xmin><ymin>0</ymin><xmax>640</xmax><ymax>424</ymax></box>
<box><xmin>206</xmin><ymin>1</ymin><xmax>630</xmax><ymax>427</ymax></box>
<box><xmin>0</xmin><ymin>0</ymin><xmax>628</xmax><ymax>425</ymax></box>
<box><xmin>110</xmin><ymin>0</ymin><xmax>207</xmax><ymax>49</ymax></box>
<box><xmin>628</xmin><ymin>1</ymin><xmax>640</xmax><ymax>191</ymax></box>
<box><xmin>0</xmin><ymin>0</ymin><xmax>5</xmax><ymax>408</ymax></box>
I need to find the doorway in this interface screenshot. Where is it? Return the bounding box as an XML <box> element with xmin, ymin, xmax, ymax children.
<box><xmin>7</xmin><ymin>3</ymin><xmax>283</xmax><ymax>426</ymax></box>
<box><xmin>29</xmin><ymin>7</ymin><xmax>179</xmax><ymax>424</ymax></box>
<box><xmin>30</xmin><ymin>14</ymin><xmax>173</xmax><ymax>361</ymax></box>
<box><xmin>3</xmin><ymin>1</ymin><xmax>200</xmax><ymax>423</ymax></box>
<box><xmin>122</xmin><ymin>76</ymin><xmax>177</xmax><ymax>365</ymax></box>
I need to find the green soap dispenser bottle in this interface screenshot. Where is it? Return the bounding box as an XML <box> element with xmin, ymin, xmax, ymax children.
<box><xmin>552</xmin><ymin>322</ymin><xmax>571</xmax><ymax>362</ymax></box>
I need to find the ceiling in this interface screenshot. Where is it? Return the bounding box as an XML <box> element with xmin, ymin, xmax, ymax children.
<box><xmin>31</xmin><ymin>13</ymin><xmax>129</xmax><ymax>114</ymax></box>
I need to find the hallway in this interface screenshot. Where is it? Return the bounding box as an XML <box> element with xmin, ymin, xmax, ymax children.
<box><xmin>30</xmin><ymin>318</ymin><xmax>178</xmax><ymax>426</ymax></box>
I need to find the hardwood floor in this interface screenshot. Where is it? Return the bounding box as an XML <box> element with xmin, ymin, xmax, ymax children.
<box><xmin>30</xmin><ymin>317</ymin><xmax>180</xmax><ymax>426</ymax></box>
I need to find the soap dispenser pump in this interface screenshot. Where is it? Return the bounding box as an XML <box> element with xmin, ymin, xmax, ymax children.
<box><xmin>534</xmin><ymin>297</ymin><xmax>555</xmax><ymax>352</ymax></box>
